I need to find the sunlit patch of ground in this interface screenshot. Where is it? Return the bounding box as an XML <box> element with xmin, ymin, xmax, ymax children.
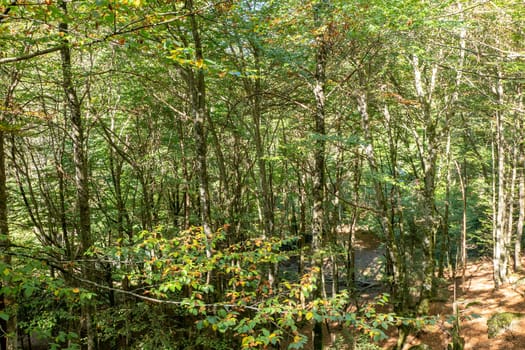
<box><xmin>455</xmin><ymin>259</ymin><xmax>525</xmax><ymax>350</ymax></box>
<box><xmin>386</xmin><ymin>258</ymin><xmax>525</xmax><ymax>350</ymax></box>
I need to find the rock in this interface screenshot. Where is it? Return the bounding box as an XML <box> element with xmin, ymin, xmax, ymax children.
<box><xmin>487</xmin><ymin>312</ymin><xmax>523</xmax><ymax>338</ymax></box>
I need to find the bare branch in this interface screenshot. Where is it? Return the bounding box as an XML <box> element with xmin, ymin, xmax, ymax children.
<box><xmin>0</xmin><ymin>45</ymin><xmax>64</xmax><ymax>65</ymax></box>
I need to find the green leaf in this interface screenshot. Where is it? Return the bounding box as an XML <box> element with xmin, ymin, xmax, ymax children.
<box><xmin>24</xmin><ymin>286</ymin><xmax>35</xmax><ymax>298</ymax></box>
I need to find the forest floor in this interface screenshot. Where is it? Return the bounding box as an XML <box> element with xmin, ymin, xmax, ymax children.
<box><xmin>349</xmin><ymin>231</ymin><xmax>525</xmax><ymax>349</ymax></box>
<box><xmin>379</xmin><ymin>257</ymin><xmax>525</xmax><ymax>350</ymax></box>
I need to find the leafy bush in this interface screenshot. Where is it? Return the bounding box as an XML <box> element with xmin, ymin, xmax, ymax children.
<box><xmin>6</xmin><ymin>226</ymin><xmax>433</xmax><ymax>349</ymax></box>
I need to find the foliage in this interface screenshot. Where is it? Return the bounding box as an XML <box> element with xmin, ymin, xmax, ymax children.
<box><xmin>2</xmin><ymin>227</ymin><xmax>415</xmax><ymax>349</ymax></box>
<box><xmin>96</xmin><ymin>227</ymin><xmax>406</xmax><ymax>348</ymax></box>
<box><xmin>1</xmin><ymin>0</ymin><xmax>524</xmax><ymax>348</ymax></box>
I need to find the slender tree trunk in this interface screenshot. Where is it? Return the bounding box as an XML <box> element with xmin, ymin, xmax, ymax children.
<box><xmin>346</xmin><ymin>155</ymin><xmax>361</xmax><ymax>294</ymax></box>
<box><xmin>411</xmin><ymin>53</ymin><xmax>440</xmax><ymax>297</ymax></box>
<box><xmin>186</xmin><ymin>0</ymin><xmax>213</xmax><ymax>261</ymax></box>
<box><xmin>513</xmin><ymin>88</ymin><xmax>524</xmax><ymax>271</ymax></box>
<box><xmin>313</xmin><ymin>14</ymin><xmax>327</xmax><ymax>350</ymax></box>
<box><xmin>244</xmin><ymin>43</ymin><xmax>277</xmax><ymax>286</ymax></box>
<box><xmin>238</xmin><ymin>40</ymin><xmax>275</xmax><ymax>240</ymax></box>
<box><xmin>59</xmin><ymin>17</ymin><xmax>91</xmax><ymax>256</ymax></box>
<box><xmin>312</xmin><ymin>35</ymin><xmax>327</xmax><ymax>253</ymax></box>
<box><xmin>450</xmin><ymin>14</ymin><xmax>467</xmax><ymax>283</ymax></box>
<box><xmin>109</xmin><ymin>150</ymin><xmax>129</xmax><ymax>239</ymax></box>
<box><xmin>493</xmin><ymin>69</ymin><xmax>508</xmax><ymax>288</ymax></box>
<box><xmin>0</xmin><ymin>89</ymin><xmax>18</xmax><ymax>350</ymax></box>
<box><xmin>207</xmin><ymin>111</ymin><xmax>229</xmax><ymax>218</ymax></box>
<box><xmin>311</xmin><ymin>4</ymin><xmax>330</xmax><ymax>346</ymax></box>
<box><xmin>218</xmin><ymin>0</ymin><xmax>276</xmax><ymax>243</ymax></box>
<box><xmin>59</xmin><ymin>1</ymin><xmax>93</xmax><ymax>347</ymax></box>
<box><xmin>439</xmin><ymin>131</ymin><xmax>452</xmax><ymax>278</ymax></box>
<box><xmin>56</xmin><ymin>144</ymin><xmax>73</xmax><ymax>256</ymax></box>
<box><xmin>175</xmin><ymin>118</ymin><xmax>191</xmax><ymax>229</ymax></box>
<box><xmin>516</xmin><ymin>107</ymin><xmax>524</xmax><ymax>271</ymax></box>
<box><xmin>0</xmin><ymin>69</ymin><xmax>19</xmax><ymax>350</ymax></box>
<box><xmin>516</xmin><ymin>151</ymin><xmax>524</xmax><ymax>271</ymax></box>
<box><xmin>298</xmin><ymin>173</ymin><xmax>307</xmax><ymax>275</ymax></box>
<box><xmin>507</xmin><ymin>143</ymin><xmax>518</xmax><ymax>265</ymax></box>
<box><xmin>329</xmin><ymin>136</ymin><xmax>345</xmax><ymax>297</ymax></box>
<box><xmin>0</xmin><ymin>144</ymin><xmax>12</xmax><ymax>349</ymax></box>
<box><xmin>455</xmin><ymin>160</ymin><xmax>468</xmax><ymax>286</ymax></box>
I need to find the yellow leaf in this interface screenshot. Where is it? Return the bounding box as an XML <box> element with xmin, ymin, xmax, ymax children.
<box><xmin>305</xmin><ymin>311</ymin><xmax>313</xmax><ymax>320</ymax></box>
<box><xmin>195</xmin><ymin>59</ymin><xmax>204</xmax><ymax>69</ymax></box>
<box><xmin>242</xmin><ymin>336</ymin><xmax>252</xmax><ymax>347</ymax></box>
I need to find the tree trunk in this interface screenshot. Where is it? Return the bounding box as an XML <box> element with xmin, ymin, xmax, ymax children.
<box><xmin>493</xmin><ymin>69</ymin><xmax>508</xmax><ymax>288</ymax></box>
<box><xmin>175</xmin><ymin>117</ymin><xmax>192</xmax><ymax>229</ymax></box>
<box><xmin>186</xmin><ymin>0</ymin><xmax>213</xmax><ymax>261</ymax></box>
<box><xmin>59</xmin><ymin>1</ymin><xmax>93</xmax><ymax>347</ymax></box>
<box><xmin>244</xmin><ymin>42</ymin><xmax>277</xmax><ymax>286</ymax></box>
<box><xmin>451</xmin><ymin>15</ymin><xmax>467</xmax><ymax>282</ymax></box>
<box><xmin>507</xmin><ymin>143</ymin><xmax>518</xmax><ymax>267</ymax></box>
<box><xmin>514</xmin><ymin>93</ymin><xmax>525</xmax><ymax>271</ymax></box>
<box><xmin>455</xmin><ymin>160</ymin><xmax>468</xmax><ymax>285</ymax></box>
<box><xmin>411</xmin><ymin>53</ymin><xmax>440</xmax><ymax>298</ymax></box>
<box><xmin>514</xmin><ymin>145</ymin><xmax>525</xmax><ymax>271</ymax></box>
<box><xmin>237</xmin><ymin>39</ymin><xmax>275</xmax><ymax>240</ymax></box>
<box><xmin>207</xmin><ymin>110</ymin><xmax>229</xmax><ymax>221</ymax></box>
<box><xmin>311</xmin><ymin>26</ymin><xmax>327</xmax><ymax>253</ymax></box>
<box><xmin>0</xmin><ymin>69</ymin><xmax>19</xmax><ymax>350</ymax></box>
<box><xmin>439</xmin><ymin>131</ymin><xmax>452</xmax><ymax>278</ymax></box>
<box><xmin>311</xmin><ymin>1</ymin><xmax>330</xmax><ymax>346</ymax></box>
<box><xmin>513</xmin><ymin>87</ymin><xmax>524</xmax><ymax>271</ymax></box>
<box><xmin>298</xmin><ymin>172</ymin><xmax>307</xmax><ymax>276</ymax></box>
<box><xmin>59</xmin><ymin>3</ymin><xmax>92</xmax><ymax>255</ymax></box>
<box><xmin>346</xmin><ymin>155</ymin><xmax>362</xmax><ymax>294</ymax></box>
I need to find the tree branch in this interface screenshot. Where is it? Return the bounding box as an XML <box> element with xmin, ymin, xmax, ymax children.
<box><xmin>0</xmin><ymin>45</ymin><xmax>64</xmax><ymax>65</ymax></box>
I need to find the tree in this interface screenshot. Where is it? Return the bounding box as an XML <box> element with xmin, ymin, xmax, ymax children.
<box><xmin>1</xmin><ymin>0</ymin><xmax>525</xmax><ymax>348</ymax></box>
<box><xmin>0</xmin><ymin>66</ymin><xmax>19</xmax><ymax>350</ymax></box>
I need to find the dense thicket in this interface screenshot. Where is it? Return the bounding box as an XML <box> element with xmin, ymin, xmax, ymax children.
<box><xmin>0</xmin><ymin>0</ymin><xmax>524</xmax><ymax>349</ymax></box>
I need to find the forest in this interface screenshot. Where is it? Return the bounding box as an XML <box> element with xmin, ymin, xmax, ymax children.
<box><xmin>0</xmin><ymin>0</ymin><xmax>524</xmax><ymax>349</ymax></box>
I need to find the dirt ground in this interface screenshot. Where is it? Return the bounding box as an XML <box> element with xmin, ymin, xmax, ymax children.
<box><xmin>382</xmin><ymin>258</ymin><xmax>525</xmax><ymax>350</ymax></box>
<box><xmin>350</xmin><ymin>230</ymin><xmax>525</xmax><ymax>350</ymax></box>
